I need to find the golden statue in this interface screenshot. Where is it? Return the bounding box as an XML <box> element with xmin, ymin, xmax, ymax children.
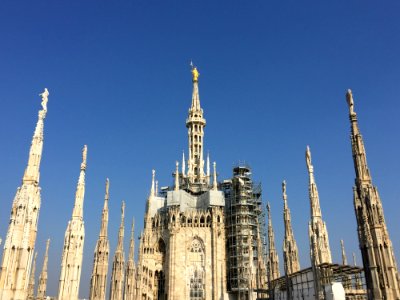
<box><xmin>191</xmin><ymin>67</ymin><xmax>199</xmax><ymax>82</ymax></box>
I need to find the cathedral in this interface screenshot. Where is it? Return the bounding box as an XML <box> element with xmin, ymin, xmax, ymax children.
<box><xmin>0</xmin><ymin>67</ymin><xmax>399</xmax><ymax>300</ymax></box>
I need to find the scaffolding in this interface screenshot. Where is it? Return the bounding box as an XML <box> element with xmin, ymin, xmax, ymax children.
<box><xmin>222</xmin><ymin>163</ymin><xmax>267</xmax><ymax>300</ymax></box>
<box><xmin>268</xmin><ymin>263</ymin><xmax>367</xmax><ymax>300</ymax></box>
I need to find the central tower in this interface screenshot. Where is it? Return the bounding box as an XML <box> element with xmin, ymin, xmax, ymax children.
<box><xmin>186</xmin><ymin>66</ymin><xmax>207</xmax><ymax>184</ymax></box>
<box><xmin>135</xmin><ymin>66</ymin><xmax>228</xmax><ymax>300</ymax></box>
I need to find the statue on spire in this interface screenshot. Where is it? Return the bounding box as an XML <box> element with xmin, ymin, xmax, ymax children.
<box><xmin>81</xmin><ymin>145</ymin><xmax>87</xmax><ymax>170</ymax></box>
<box><xmin>190</xmin><ymin>61</ymin><xmax>200</xmax><ymax>82</ymax></box>
<box><xmin>346</xmin><ymin>89</ymin><xmax>355</xmax><ymax>115</ymax></box>
<box><xmin>39</xmin><ymin>88</ymin><xmax>49</xmax><ymax>111</ymax></box>
<box><xmin>282</xmin><ymin>180</ymin><xmax>287</xmax><ymax>198</ymax></box>
<box><xmin>306</xmin><ymin>145</ymin><xmax>312</xmax><ymax>173</ymax></box>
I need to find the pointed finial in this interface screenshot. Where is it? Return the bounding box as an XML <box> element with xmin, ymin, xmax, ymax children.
<box><xmin>306</xmin><ymin>145</ymin><xmax>314</xmax><ymax>174</ymax></box>
<box><xmin>207</xmin><ymin>153</ymin><xmax>210</xmax><ymax>175</ymax></box>
<box><xmin>81</xmin><ymin>145</ymin><xmax>87</xmax><ymax>171</ymax></box>
<box><xmin>340</xmin><ymin>239</ymin><xmax>348</xmax><ymax>265</ymax></box>
<box><xmin>45</xmin><ymin>238</ymin><xmax>50</xmax><ymax>253</ymax></box>
<box><xmin>353</xmin><ymin>252</ymin><xmax>357</xmax><ymax>266</ymax></box>
<box><xmin>207</xmin><ymin>153</ymin><xmax>210</xmax><ymax>184</ymax></box>
<box><xmin>267</xmin><ymin>202</ymin><xmax>271</xmax><ymax>216</ymax></box>
<box><xmin>306</xmin><ymin>145</ymin><xmax>312</xmax><ymax>172</ymax></box>
<box><xmin>39</xmin><ymin>88</ymin><xmax>49</xmax><ymax>111</ymax></box>
<box><xmin>346</xmin><ymin>89</ymin><xmax>355</xmax><ymax>115</ymax></box>
<box><xmin>150</xmin><ymin>169</ymin><xmax>155</xmax><ymax>196</ymax></box>
<box><xmin>212</xmin><ymin>161</ymin><xmax>218</xmax><ymax>190</ymax></box>
<box><xmin>182</xmin><ymin>151</ymin><xmax>186</xmax><ymax>176</ymax></box>
<box><xmin>175</xmin><ymin>161</ymin><xmax>179</xmax><ymax>191</ymax></box>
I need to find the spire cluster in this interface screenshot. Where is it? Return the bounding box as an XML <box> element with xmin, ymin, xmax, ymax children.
<box><xmin>2</xmin><ymin>73</ymin><xmax>399</xmax><ymax>300</ymax></box>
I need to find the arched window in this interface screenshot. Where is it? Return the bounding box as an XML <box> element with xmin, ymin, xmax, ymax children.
<box><xmin>190</xmin><ymin>269</ymin><xmax>204</xmax><ymax>300</ymax></box>
<box><xmin>188</xmin><ymin>238</ymin><xmax>205</xmax><ymax>299</ymax></box>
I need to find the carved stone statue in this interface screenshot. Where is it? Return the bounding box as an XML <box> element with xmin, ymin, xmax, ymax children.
<box><xmin>346</xmin><ymin>89</ymin><xmax>355</xmax><ymax>115</ymax></box>
<box><xmin>282</xmin><ymin>180</ymin><xmax>287</xmax><ymax>197</ymax></box>
<box><xmin>306</xmin><ymin>146</ymin><xmax>312</xmax><ymax>172</ymax></box>
<box><xmin>39</xmin><ymin>88</ymin><xmax>49</xmax><ymax>111</ymax></box>
<box><xmin>81</xmin><ymin>145</ymin><xmax>87</xmax><ymax>170</ymax></box>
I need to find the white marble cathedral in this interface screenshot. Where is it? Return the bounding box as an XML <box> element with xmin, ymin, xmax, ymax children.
<box><xmin>1</xmin><ymin>67</ymin><xmax>400</xmax><ymax>300</ymax></box>
<box><xmin>135</xmin><ymin>66</ymin><xmax>229</xmax><ymax>300</ymax></box>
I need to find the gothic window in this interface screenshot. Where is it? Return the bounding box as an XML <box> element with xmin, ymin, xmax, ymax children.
<box><xmin>157</xmin><ymin>239</ymin><xmax>166</xmax><ymax>254</ymax></box>
<box><xmin>154</xmin><ymin>271</ymin><xmax>165</xmax><ymax>300</ymax></box>
<box><xmin>190</xmin><ymin>270</ymin><xmax>204</xmax><ymax>300</ymax></box>
<box><xmin>190</xmin><ymin>239</ymin><xmax>203</xmax><ymax>253</ymax></box>
<box><xmin>187</xmin><ymin>237</ymin><xmax>205</xmax><ymax>300</ymax></box>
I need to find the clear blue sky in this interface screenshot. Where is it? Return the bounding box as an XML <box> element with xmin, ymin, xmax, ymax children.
<box><xmin>0</xmin><ymin>1</ymin><xmax>399</xmax><ymax>298</ymax></box>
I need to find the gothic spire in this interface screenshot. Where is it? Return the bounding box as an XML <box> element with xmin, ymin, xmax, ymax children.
<box><xmin>100</xmin><ymin>178</ymin><xmax>110</xmax><ymax>238</ymax></box>
<box><xmin>306</xmin><ymin>146</ymin><xmax>332</xmax><ymax>265</ymax></box>
<box><xmin>23</xmin><ymin>88</ymin><xmax>49</xmax><ymax>185</ymax></box>
<box><xmin>206</xmin><ymin>152</ymin><xmax>210</xmax><ymax>185</ymax></box>
<box><xmin>282</xmin><ymin>180</ymin><xmax>300</xmax><ymax>275</ymax></box>
<box><xmin>58</xmin><ymin>146</ymin><xmax>87</xmax><ymax>300</ymax></box>
<box><xmin>72</xmin><ymin>145</ymin><xmax>87</xmax><ymax>219</ymax></box>
<box><xmin>175</xmin><ymin>161</ymin><xmax>179</xmax><ymax>191</ymax></box>
<box><xmin>0</xmin><ymin>89</ymin><xmax>49</xmax><ymax>300</ymax></box>
<box><xmin>89</xmin><ymin>179</ymin><xmax>110</xmax><ymax>300</ymax></box>
<box><xmin>37</xmin><ymin>239</ymin><xmax>50</xmax><ymax>300</ymax></box>
<box><xmin>190</xmin><ymin>65</ymin><xmax>201</xmax><ymax>110</ymax></box>
<box><xmin>306</xmin><ymin>145</ymin><xmax>322</xmax><ymax>218</ymax></box>
<box><xmin>109</xmin><ymin>201</ymin><xmax>126</xmax><ymax>300</ymax></box>
<box><xmin>340</xmin><ymin>239</ymin><xmax>348</xmax><ymax>265</ymax></box>
<box><xmin>347</xmin><ymin>89</ymin><xmax>400</xmax><ymax>299</ymax></box>
<box><xmin>117</xmin><ymin>201</ymin><xmax>125</xmax><ymax>250</ymax></box>
<box><xmin>150</xmin><ymin>169</ymin><xmax>155</xmax><ymax>197</ymax></box>
<box><xmin>347</xmin><ymin>89</ymin><xmax>372</xmax><ymax>183</ymax></box>
<box><xmin>27</xmin><ymin>252</ymin><xmax>38</xmax><ymax>300</ymax></box>
<box><xmin>267</xmin><ymin>202</ymin><xmax>280</xmax><ymax>281</ymax></box>
<box><xmin>212</xmin><ymin>161</ymin><xmax>218</xmax><ymax>190</ymax></box>
<box><xmin>182</xmin><ymin>151</ymin><xmax>186</xmax><ymax>176</ymax></box>
<box><xmin>186</xmin><ymin>64</ymin><xmax>206</xmax><ymax>183</ymax></box>
<box><xmin>124</xmin><ymin>218</ymin><xmax>136</xmax><ymax>300</ymax></box>
<box><xmin>128</xmin><ymin>218</ymin><xmax>135</xmax><ymax>263</ymax></box>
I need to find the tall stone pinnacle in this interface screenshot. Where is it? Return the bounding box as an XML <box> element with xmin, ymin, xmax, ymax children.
<box><xmin>23</xmin><ymin>88</ymin><xmax>49</xmax><ymax>185</ymax></box>
<box><xmin>109</xmin><ymin>201</ymin><xmax>126</xmax><ymax>300</ymax></box>
<box><xmin>124</xmin><ymin>218</ymin><xmax>136</xmax><ymax>300</ymax></box>
<box><xmin>186</xmin><ymin>64</ymin><xmax>206</xmax><ymax>183</ymax></box>
<box><xmin>267</xmin><ymin>202</ymin><xmax>280</xmax><ymax>281</ymax></box>
<box><xmin>27</xmin><ymin>252</ymin><xmax>38</xmax><ymax>300</ymax></box>
<box><xmin>346</xmin><ymin>89</ymin><xmax>400</xmax><ymax>299</ymax></box>
<box><xmin>282</xmin><ymin>180</ymin><xmax>300</xmax><ymax>275</ymax></box>
<box><xmin>100</xmin><ymin>178</ymin><xmax>110</xmax><ymax>238</ymax></box>
<box><xmin>58</xmin><ymin>146</ymin><xmax>87</xmax><ymax>300</ymax></box>
<box><xmin>89</xmin><ymin>179</ymin><xmax>110</xmax><ymax>300</ymax></box>
<box><xmin>37</xmin><ymin>239</ymin><xmax>50</xmax><ymax>300</ymax></box>
<box><xmin>72</xmin><ymin>145</ymin><xmax>87</xmax><ymax>219</ymax></box>
<box><xmin>306</xmin><ymin>146</ymin><xmax>332</xmax><ymax>266</ymax></box>
<box><xmin>340</xmin><ymin>240</ymin><xmax>352</xmax><ymax>289</ymax></box>
<box><xmin>340</xmin><ymin>239</ymin><xmax>348</xmax><ymax>265</ymax></box>
<box><xmin>0</xmin><ymin>89</ymin><xmax>49</xmax><ymax>300</ymax></box>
